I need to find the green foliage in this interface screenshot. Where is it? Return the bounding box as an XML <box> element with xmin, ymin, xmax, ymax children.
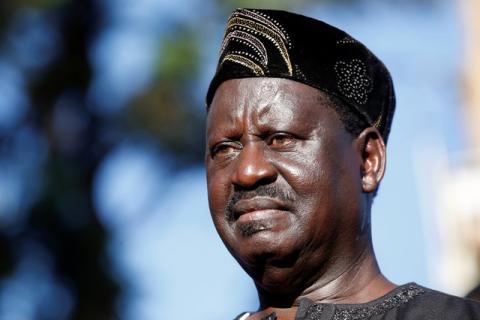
<box><xmin>156</xmin><ymin>29</ymin><xmax>200</xmax><ymax>83</ymax></box>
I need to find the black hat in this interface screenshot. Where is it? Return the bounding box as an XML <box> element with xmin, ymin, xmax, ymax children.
<box><xmin>206</xmin><ymin>8</ymin><xmax>395</xmax><ymax>142</ymax></box>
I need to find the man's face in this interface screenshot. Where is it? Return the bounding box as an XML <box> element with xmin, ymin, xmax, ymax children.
<box><xmin>205</xmin><ymin>78</ymin><xmax>366</xmax><ymax>289</ymax></box>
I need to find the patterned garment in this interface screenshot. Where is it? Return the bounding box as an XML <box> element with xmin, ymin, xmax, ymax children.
<box><xmin>233</xmin><ymin>283</ymin><xmax>480</xmax><ymax>320</ymax></box>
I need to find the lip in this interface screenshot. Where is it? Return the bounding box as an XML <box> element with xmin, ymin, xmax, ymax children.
<box><xmin>232</xmin><ymin>197</ymin><xmax>289</xmax><ymax>220</ymax></box>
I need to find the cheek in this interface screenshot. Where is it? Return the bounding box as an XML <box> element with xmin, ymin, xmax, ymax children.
<box><xmin>270</xmin><ymin>142</ymin><xmax>330</xmax><ymax>197</ymax></box>
<box><xmin>271</xmin><ymin>153</ymin><xmax>328</xmax><ymax>229</ymax></box>
<box><xmin>272</xmin><ymin>141</ymin><xmax>358</xmax><ymax>218</ymax></box>
<box><xmin>206</xmin><ymin>167</ymin><xmax>231</xmax><ymax>221</ymax></box>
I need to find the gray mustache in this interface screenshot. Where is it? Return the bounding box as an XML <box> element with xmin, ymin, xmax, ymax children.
<box><xmin>225</xmin><ymin>184</ymin><xmax>296</xmax><ymax>221</ymax></box>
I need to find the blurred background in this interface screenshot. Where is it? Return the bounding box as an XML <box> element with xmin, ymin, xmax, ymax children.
<box><xmin>0</xmin><ymin>0</ymin><xmax>479</xmax><ymax>319</ymax></box>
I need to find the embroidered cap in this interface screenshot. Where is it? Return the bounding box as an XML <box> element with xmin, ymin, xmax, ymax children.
<box><xmin>206</xmin><ymin>8</ymin><xmax>396</xmax><ymax>142</ymax></box>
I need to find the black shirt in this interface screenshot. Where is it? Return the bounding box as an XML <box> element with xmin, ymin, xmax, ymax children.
<box><xmin>234</xmin><ymin>283</ymin><xmax>480</xmax><ymax>320</ymax></box>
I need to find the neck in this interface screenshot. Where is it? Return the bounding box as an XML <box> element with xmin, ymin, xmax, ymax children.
<box><xmin>293</xmin><ymin>247</ymin><xmax>395</xmax><ymax>304</ymax></box>
<box><xmin>257</xmin><ymin>242</ymin><xmax>395</xmax><ymax>310</ymax></box>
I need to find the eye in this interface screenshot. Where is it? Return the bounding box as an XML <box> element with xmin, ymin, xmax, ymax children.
<box><xmin>210</xmin><ymin>141</ymin><xmax>242</xmax><ymax>159</ymax></box>
<box><xmin>266</xmin><ymin>133</ymin><xmax>296</xmax><ymax>148</ymax></box>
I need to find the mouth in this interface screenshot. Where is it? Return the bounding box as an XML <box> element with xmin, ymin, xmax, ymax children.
<box><xmin>232</xmin><ymin>197</ymin><xmax>290</xmax><ymax>222</ymax></box>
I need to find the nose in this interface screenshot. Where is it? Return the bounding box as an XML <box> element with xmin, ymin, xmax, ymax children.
<box><xmin>231</xmin><ymin>142</ymin><xmax>277</xmax><ymax>188</ymax></box>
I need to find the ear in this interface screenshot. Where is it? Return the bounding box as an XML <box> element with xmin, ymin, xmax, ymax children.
<box><xmin>356</xmin><ymin>127</ymin><xmax>386</xmax><ymax>193</ymax></box>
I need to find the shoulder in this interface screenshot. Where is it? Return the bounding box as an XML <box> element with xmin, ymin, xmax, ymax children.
<box><xmin>400</xmin><ymin>283</ymin><xmax>480</xmax><ymax>319</ymax></box>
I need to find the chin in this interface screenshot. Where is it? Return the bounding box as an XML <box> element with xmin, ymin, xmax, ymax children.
<box><xmin>253</xmin><ymin>263</ymin><xmax>306</xmax><ymax>297</ymax></box>
<box><xmin>232</xmin><ymin>231</ymin><xmax>302</xmax><ymax>281</ymax></box>
<box><xmin>233</xmin><ymin>225</ymin><xmax>295</xmax><ymax>256</ymax></box>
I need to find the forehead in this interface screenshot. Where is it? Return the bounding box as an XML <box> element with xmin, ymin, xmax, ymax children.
<box><xmin>207</xmin><ymin>78</ymin><xmax>337</xmax><ymax>134</ymax></box>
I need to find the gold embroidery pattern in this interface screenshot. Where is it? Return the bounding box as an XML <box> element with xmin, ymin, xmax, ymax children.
<box><xmin>221</xmin><ymin>30</ymin><xmax>268</xmax><ymax>66</ymax></box>
<box><xmin>221</xmin><ymin>54</ymin><xmax>265</xmax><ymax>76</ymax></box>
<box><xmin>219</xmin><ymin>9</ymin><xmax>293</xmax><ymax>76</ymax></box>
<box><xmin>235</xmin><ymin>9</ymin><xmax>289</xmax><ymax>43</ymax></box>
<box><xmin>227</xmin><ymin>17</ymin><xmax>292</xmax><ymax>75</ymax></box>
<box><xmin>373</xmin><ymin>112</ymin><xmax>382</xmax><ymax>128</ymax></box>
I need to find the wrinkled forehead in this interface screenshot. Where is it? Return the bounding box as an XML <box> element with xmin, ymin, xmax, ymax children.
<box><xmin>206</xmin><ymin>78</ymin><xmax>333</xmax><ymax>135</ymax></box>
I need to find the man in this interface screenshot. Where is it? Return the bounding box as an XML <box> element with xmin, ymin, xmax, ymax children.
<box><xmin>204</xmin><ymin>9</ymin><xmax>480</xmax><ymax>320</ymax></box>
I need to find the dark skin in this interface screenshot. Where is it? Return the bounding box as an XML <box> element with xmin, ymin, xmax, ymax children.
<box><xmin>205</xmin><ymin>78</ymin><xmax>395</xmax><ymax>320</ymax></box>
